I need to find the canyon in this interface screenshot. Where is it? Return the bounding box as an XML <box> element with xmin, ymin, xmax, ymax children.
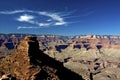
<box><xmin>0</xmin><ymin>34</ymin><xmax>120</xmax><ymax>80</ymax></box>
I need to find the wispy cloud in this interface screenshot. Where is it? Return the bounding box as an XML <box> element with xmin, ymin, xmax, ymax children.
<box><xmin>47</xmin><ymin>19</ymin><xmax>52</xmax><ymax>22</ymax></box>
<box><xmin>17</xmin><ymin>26</ymin><xmax>41</xmax><ymax>29</ymax></box>
<box><xmin>37</xmin><ymin>23</ymin><xmax>51</xmax><ymax>27</ymax></box>
<box><xmin>0</xmin><ymin>10</ymin><xmax>74</xmax><ymax>29</ymax></box>
<box><xmin>17</xmin><ymin>14</ymin><xmax>35</xmax><ymax>24</ymax></box>
<box><xmin>16</xmin><ymin>13</ymin><xmax>53</xmax><ymax>27</ymax></box>
<box><xmin>39</xmin><ymin>12</ymin><xmax>66</xmax><ymax>26</ymax></box>
<box><xmin>54</xmin><ymin>22</ymin><xmax>66</xmax><ymax>26</ymax></box>
<box><xmin>0</xmin><ymin>10</ymin><xmax>34</xmax><ymax>14</ymax></box>
<box><xmin>0</xmin><ymin>9</ymin><xmax>95</xmax><ymax>30</ymax></box>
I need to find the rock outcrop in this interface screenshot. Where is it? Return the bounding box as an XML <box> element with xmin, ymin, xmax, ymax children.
<box><xmin>0</xmin><ymin>36</ymin><xmax>84</xmax><ymax>80</ymax></box>
<box><xmin>1</xmin><ymin>34</ymin><xmax>120</xmax><ymax>51</ymax></box>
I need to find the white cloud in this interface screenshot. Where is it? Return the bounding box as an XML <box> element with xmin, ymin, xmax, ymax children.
<box><xmin>47</xmin><ymin>19</ymin><xmax>52</xmax><ymax>22</ymax></box>
<box><xmin>39</xmin><ymin>12</ymin><xmax>66</xmax><ymax>25</ymax></box>
<box><xmin>17</xmin><ymin>14</ymin><xmax>35</xmax><ymax>23</ymax></box>
<box><xmin>0</xmin><ymin>10</ymin><xmax>34</xmax><ymax>14</ymax></box>
<box><xmin>17</xmin><ymin>26</ymin><xmax>40</xmax><ymax>29</ymax></box>
<box><xmin>37</xmin><ymin>23</ymin><xmax>51</xmax><ymax>27</ymax></box>
<box><xmin>0</xmin><ymin>10</ymin><xmax>69</xmax><ymax>29</ymax></box>
<box><xmin>54</xmin><ymin>22</ymin><xmax>66</xmax><ymax>26</ymax></box>
<box><xmin>17</xmin><ymin>14</ymin><xmax>52</xmax><ymax>27</ymax></box>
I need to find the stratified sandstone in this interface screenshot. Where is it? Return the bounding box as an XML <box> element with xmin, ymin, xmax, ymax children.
<box><xmin>0</xmin><ymin>36</ymin><xmax>84</xmax><ymax>80</ymax></box>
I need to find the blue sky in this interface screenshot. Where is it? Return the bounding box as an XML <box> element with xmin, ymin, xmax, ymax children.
<box><xmin>0</xmin><ymin>0</ymin><xmax>120</xmax><ymax>35</ymax></box>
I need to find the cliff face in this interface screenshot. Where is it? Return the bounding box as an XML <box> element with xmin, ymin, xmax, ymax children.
<box><xmin>1</xmin><ymin>34</ymin><xmax>120</xmax><ymax>80</ymax></box>
<box><xmin>0</xmin><ymin>36</ymin><xmax>85</xmax><ymax>80</ymax></box>
<box><xmin>0</xmin><ymin>36</ymin><xmax>40</xmax><ymax>80</ymax></box>
<box><xmin>70</xmin><ymin>35</ymin><xmax>120</xmax><ymax>49</ymax></box>
<box><xmin>1</xmin><ymin>34</ymin><xmax>120</xmax><ymax>52</ymax></box>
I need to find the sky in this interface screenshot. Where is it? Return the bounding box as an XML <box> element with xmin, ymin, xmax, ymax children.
<box><xmin>0</xmin><ymin>0</ymin><xmax>120</xmax><ymax>36</ymax></box>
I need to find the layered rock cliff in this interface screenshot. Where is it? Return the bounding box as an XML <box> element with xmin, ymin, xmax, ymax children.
<box><xmin>0</xmin><ymin>36</ymin><xmax>85</xmax><ymax>80</ymax></box>
<box><xmin>1</xmin><ymin>34</ymin><xmax>120</xmax><ymax>52</ymax></box>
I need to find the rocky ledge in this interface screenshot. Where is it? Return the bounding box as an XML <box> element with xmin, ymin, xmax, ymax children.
<box><xmin>0</xmin><ymin>36</ymin><xmax>87</xmax><ymax>80</ymax></box>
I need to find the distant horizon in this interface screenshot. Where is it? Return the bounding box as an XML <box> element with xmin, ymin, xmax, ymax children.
<box><xmin>1</xmin><ymin>32</ymin><xmax>120</xmax><ymax>37</ymax></box>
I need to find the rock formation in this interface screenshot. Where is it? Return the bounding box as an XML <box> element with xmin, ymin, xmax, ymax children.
<box><xmin>0</xmin><ymin>36</ymin><xmax>85</xmax><ymax>80</ymax></box>
<box><xmin>1</xmin><ymin>34</ymin><xmax>120</xmax><ymax>51</ymax></box>
<box><xmin>1</xmin><ymin>34</ymin><xmax>120</xmax><ymax>80</ymax></box>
